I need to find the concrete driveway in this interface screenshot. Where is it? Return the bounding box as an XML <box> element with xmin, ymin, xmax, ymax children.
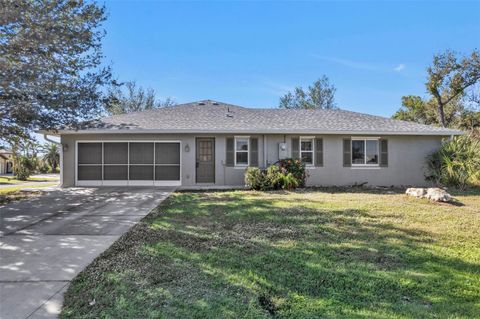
<box><xmin>0</xmin><ymin>187</ymin><xmax>174</xmax><ymax>319</ymax></box>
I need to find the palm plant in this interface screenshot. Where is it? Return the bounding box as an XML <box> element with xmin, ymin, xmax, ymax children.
<box><xmin>426</xmin><ymin>134</ymin><xmax>480</xmax><ymax>189</ymax></box>
<box><xmin>42</xmin><ymin>143</ymin><xmax>60</xmax><ymax>173</ymax></box>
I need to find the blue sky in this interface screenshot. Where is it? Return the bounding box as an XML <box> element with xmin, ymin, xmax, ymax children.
<box><xmin>102</xmin><ymin>0</ymin><xmax>479</xmax><ymax>117</ymax></box>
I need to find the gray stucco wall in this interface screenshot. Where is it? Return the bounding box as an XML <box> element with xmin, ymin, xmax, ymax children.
<box><xmin>60</xmin><ymin>133</ymin><xmax>444</xmax><ymax>187</ymax></box>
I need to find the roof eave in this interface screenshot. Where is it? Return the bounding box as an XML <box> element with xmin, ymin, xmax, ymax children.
<box><xmin>38</xmin><ymin>128</ymin><xmax>464</xmax><ymax>136</ymax></box>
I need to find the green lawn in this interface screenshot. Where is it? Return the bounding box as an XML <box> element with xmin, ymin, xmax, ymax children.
<box><xmin>0</xmin><ymin>183</ymin><xmax>58</xmax><ymax>204</ymax></box>
<box><xmin>0</xmin><ymin>175</ymin><xmax>59</xmax><ymax>185</ymax></box>
<box><xmin>62</xmin><ymin>189</ymin><xmax>480</xmax><ymax>319</ymax></box>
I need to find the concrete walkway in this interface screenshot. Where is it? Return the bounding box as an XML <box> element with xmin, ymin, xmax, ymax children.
<box><xmin>0</xmin><ymin>187</ymin><xmax>174</xmax><ymax>319</ymax></box>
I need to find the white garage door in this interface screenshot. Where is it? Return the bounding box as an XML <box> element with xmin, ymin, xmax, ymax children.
<box><xmin>76</xmin><ymin>141</ymin><xmax>181</xmax><ymax>186</ymax></box>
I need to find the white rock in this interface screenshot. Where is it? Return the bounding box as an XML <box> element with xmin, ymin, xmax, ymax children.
<box><xmin>405</xmin><ymin>188</ymin><xmax>427</xmax><ymax>198</ymax></box>
<box><xmin>405</xmin><ymin>187</ymin><xmax>452</xmax><ymax>202</ymax></box>
<box><xmin>425</xmin><ymin>188</ymin><xmax>452</xmax><ymax>202</ymax></box>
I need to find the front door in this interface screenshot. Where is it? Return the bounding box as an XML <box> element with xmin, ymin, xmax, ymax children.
<box><xmin>196</xmin><ymin>138</ymin><xmax>215</xmax><ymax>183</ymax></box>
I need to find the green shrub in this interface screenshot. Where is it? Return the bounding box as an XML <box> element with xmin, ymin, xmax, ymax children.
<box><xmin>278</xmin><ymin>158</ymin><xmax>307</xmax><ymax>187</ymax></box>
<box><xmin>244</xmin><ymin>167</ymin><xmax>265</xmax><ymax>190</ymax></box>
<box><xmin>426</xmin><ymin>134</ymin><xmax>480</xmax><ymax>189</ymax></box>
<box><xmin>14</xmin><ymin>156</ymin><xmax>36</xmax><ymax>180</ymax></box>
<box><xmin>244</xmin><ymin>159</ymin><xmax>307</xmax><ymax>191</ymax></box>
<box><xmin>37</xmin><ymin>160</ymin><xmax>50</xmax><ymax>174</ymax></box>
<box><xmin>264</xmin><ymin>165</ymin><xmax>282</xmax><ymax>189</ymax></box>
<box><xmin>279</xmin><ymin>172</ymin><xmax>299</xmax><ymax>190</ymax></box>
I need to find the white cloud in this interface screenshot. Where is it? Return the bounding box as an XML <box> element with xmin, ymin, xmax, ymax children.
<box><xmin>394</xmin><ymin>64</ymin><xmax>406</xmax><ymax>72</ymax></box>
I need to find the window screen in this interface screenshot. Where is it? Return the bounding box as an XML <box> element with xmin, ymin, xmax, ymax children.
<box><xmin>366</xmin><ymin>140</ymin><xmax>379</xmax><ymax>164</ymax></box>
<box><xmin>129</xmin><ymin>165</ymin><xmax>153</xmax><ymax>180</ymax></box>
<box><xmin>104</xmin><ymin>165</ymin><xmax>128</xmax><ymax>180</ymax></box>
<box><xmin>352</xmin><ymin>139</ymin><xmax>379</xmax><ymax>165</ymax></box>
<box><xmin>300</xmin><ymin>138</ymin><xmax>314</xmax><ymax>165</ymax></box>
<box><xmin>235</xmin><ymin>138</ymin><xmax>249</xmax><ymax>166</ymax></box>
<box><xmin>236</xmin><ymin>152</ymin><xmax>248</xmax><ymax>165</ymax></box>
<box><xmin>352</xmin><ymin>140</ymin><xmax>365</xmax><ymax>164</ymax></box>
<box><xmin>77</xmin><ymin>141</ymin><xmax>180</xmax><ymax>183</ymax></box>
<box><xmin>130</xmin><ymin>143</ymin><xmax>154</xmax><ymax>164</ymax></box>
<box><xmin>155</xmin><ymin>143</ymin><xmax>180</xmax><ymax>164</ymax></box>
<box><xmin>78</xmin><ymin>166</ymin><xmax>102</xmax><ymax>180</ymax></box>
<box><xmin>78</xmin><ymin>143</ymin><xmax>102</xmax><ymax>164</ymax></box>
<box><xmin>104</xmin><ymin>143</ymin><xmax>128</xmax><ymax>164</ymax></box>
<box><xmin>155</xmin><ymin>166</ymin><xmax>180</xmax><ymax>180</ymax></box>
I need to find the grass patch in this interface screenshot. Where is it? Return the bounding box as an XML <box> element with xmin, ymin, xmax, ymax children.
<box><xmin>0</xmin><ymin>183</ymin><xmax>57</xmax><ymax>204</ymax></box>
<box><xmin>62</xmin><ymin>189</ymin><xmax>480</xmax><ymax>318</ymax></box>
<box><xmin>0</xmin><ymin>175</ymin><xmax>59</xmax><ymax>185</ymax></box>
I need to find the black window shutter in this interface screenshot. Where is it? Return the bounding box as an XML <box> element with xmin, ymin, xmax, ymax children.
<box><xmin>315</xmin><ymin>138</ymin><xmax>324</xmax><ymax>167</ymax></box>
<box><xmin>380</xmin><ymin>139</ymin><xmax>388</xmax><ymax>167</ymax></box>
<box><xmin>226</xmin><ymin>137</ymin><xmax>234</xmax><ymax>167</ymax></box>
<box><xmin>250</xmin><ymin>137</ymin><xmax>259</xmax><ymax>167</ymax></box>
<box><xmin>343</xmin><ymin>138</ymin><xmax>351</xmax><ymax>167</ymax></box>
<box><xmin>291</xmin><ymin>137</ymin><xmax>299</xmax><ymax>159</ymax></box>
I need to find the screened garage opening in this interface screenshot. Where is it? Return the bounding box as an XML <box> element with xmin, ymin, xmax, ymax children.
<box><xmin>76</xmin><ymin>141</ymin><xmax>181</xmax><ymax>186</ymax></box>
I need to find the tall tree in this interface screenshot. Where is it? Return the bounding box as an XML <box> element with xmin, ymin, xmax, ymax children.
<box><xmin>104</xmin><ymin>81</ymin><xmax>176</xmax><ymax>115</ymax></box>
<box><xmin>42</xmin><ymin>143</ymin><xmax>60</xmax><ymax>172</ymax></box>
<box><xmin>279</xmin><ymin>76</ymin><xmax>337</xmax><ymax>109</ymax></box>
<box><xmin>426</xmin><ymin>49</ymin><xmax>480</xmax><ymax>127</ymax></box>
<box><xmin>0</xmin><ymin>0</ymin><xmax>111</xmax><ymax>141</ymax></box>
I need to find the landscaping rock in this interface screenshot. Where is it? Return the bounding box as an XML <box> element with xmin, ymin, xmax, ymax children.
<box><xmin>425</xmin><ymin>188</ymin><xmax>452</xmax><ymax>202</ymax></box>
<box><xmin>405</xmin><ymin>188</ymin><xmax>427</xmax><ymax>198</ymax></box>
<box><xmin>405</xmin><ymin>187</ymin><xmax>452</xmax><ymax>202</ymax></box>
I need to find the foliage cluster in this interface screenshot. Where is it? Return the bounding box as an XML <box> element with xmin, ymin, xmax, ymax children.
<box><xmin>103</xmin><ymin>81</ymin><xmax>176</xmax><ymax>115</ymax></box>
<box><xmin>393</xmin><ymin>50</ymin><xmax>480</xmax><ymax>130</ymax></box>
<box><xmin>9</xmin><ymin>140</ymin><xmax>60</xmax><ymax>180</ymax></box>
<box><xmin>245</xmin><ymin>158</ymin><xmax>307</xmax><ymax>190</ymax></box>
<box><xmin>426</xmin><ymin>134</ymin><xmax>480</xmax><ymax>189</ymax></box>
<box><xmin>1</xmin><ymin>0</ymin><xmax>111</xmax><ymax>141</ymax></box>
<box><xmin>14</xmin><ymin>156</ymin><xmax>37</xmax><ymax>181</ymax></box>
<box><xmin>279</xmin><ymin>76</ymin><xmax>336</xmax><ymax>109</ymax></box>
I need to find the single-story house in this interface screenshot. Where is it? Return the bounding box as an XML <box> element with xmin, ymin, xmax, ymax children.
<box><xmin>0</xmin><ymin>149</ymin><xmax>13</xmax><ymax>175</ymax></box>
<box><xmin>40</xmin><ymin>100</ymin><xmax>462</xmax><ymax>188</ymax></box>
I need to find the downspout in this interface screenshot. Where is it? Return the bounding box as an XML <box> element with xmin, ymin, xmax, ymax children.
<box><xmin>263</xmin><ymin>134</ymin><xmax>267</xmax><ymax>167</ymax></box>
<box><xmin>43</xmin><ymin>134</ymin><xmax>63</xmax><ymax>187</ymax></box>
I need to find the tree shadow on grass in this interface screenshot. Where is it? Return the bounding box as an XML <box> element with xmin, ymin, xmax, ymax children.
<box><xmin>62</xmin><ymin>192</ymin><xmax>480</xmax><ymax>319</ymax></box>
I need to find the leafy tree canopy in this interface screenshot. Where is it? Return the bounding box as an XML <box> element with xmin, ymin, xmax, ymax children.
<box><xmin>393</xmin><ymin>95</ymin><xmax>462</xmax><ymax>127</ymax></box>
<box><xmin>0</xmin><ymin>0</ymin><xmax>112</xmax><ymax>141</ymax></box>
<box><xmin>42</xmin><ymin>143</ymin><xmax>60</xmax><ymax>171</ymax></box>
<box><xmin>103</xmin><ymin>81</ymin><xmax>176</xmax><ymax>115</ymax></box>
<box><xmin>393</xmin><ymin>94</ymin><xmax>480</xmax><ymax>132</ymax></box>
<box><xmin>426</xmin><ymin>49</ymin><xmax>480</xmax><ymax>127</ymax></box>
<box><xmin>393</xmin><ymin>50</ymin><xmax>480</xmax><ymax>132</ymax></box>
<box><xmin>279</xmin><ymin>76</ymin><xmax>337</xmax><ymax>109</ymax></box>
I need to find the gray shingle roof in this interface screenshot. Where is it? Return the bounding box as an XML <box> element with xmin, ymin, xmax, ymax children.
<box><xmin>63</xmin><ymin>100</ymin><xmax>461</xmax><ymax>135</ymax></box>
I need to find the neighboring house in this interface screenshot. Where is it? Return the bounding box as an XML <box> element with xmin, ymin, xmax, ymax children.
<box><xmin>0</xmin><ymin>149</ymin><xmax>13</xmax><ymax>175</ymax></box>
<box><xmin>39</xmin><ymin>100</ymin><xmax>461</xmax><ymax>188</ymax></box>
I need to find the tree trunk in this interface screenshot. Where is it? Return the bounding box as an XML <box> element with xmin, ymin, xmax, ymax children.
<box><xmin>437</xmin><ymin>101</ymin><xmax>447</xmax><ymax>127</ymax></box>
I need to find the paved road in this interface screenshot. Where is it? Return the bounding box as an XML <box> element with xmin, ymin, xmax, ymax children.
<box><xmin>0</xmin><ymin>187</ymin><xmax>174</xmax><ymax>319</ymax></box>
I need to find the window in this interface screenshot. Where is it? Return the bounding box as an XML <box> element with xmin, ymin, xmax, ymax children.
<box><xmin>235</xmin><ymin>137</ymin><xmax>249</xmax><ymax>166</ymax></box>
<box><xmin>300</xmin><ymin>137</ymin><xmax>314</xmax><ymax>165</ymax></box>
<box><xmin>352</xmin><ymin>138</ymin><xmax>379</xmax><ymax>165</ymax></box>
